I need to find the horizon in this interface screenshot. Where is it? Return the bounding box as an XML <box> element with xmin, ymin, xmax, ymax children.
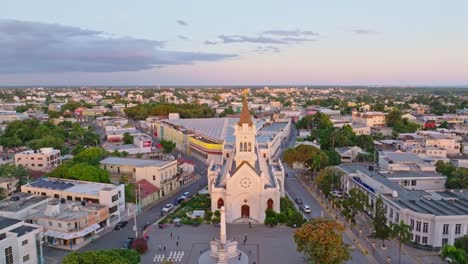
<box><xmin>2</xmin><ymin>0</ymin><xmax>468</xmax><ymax>86</ymax></box>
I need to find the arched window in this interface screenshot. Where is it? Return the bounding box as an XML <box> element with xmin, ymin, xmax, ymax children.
<box><xmin>217</xmin><ymin>198</ymin><xmax>224</xmax><ymax>209</ymax></box>
<box><xmin>267</xmin><ymin>198</ymin><xmax>274</xmax><ymax>210</ymax></box>
<box><xmin>239</xmin><ymin>142</ymin><xmax>243</xmax><ymax>152</ymax></box>
<box><xmin>248</xmin><ymin>142</ymin><xmax>252</xmax><ymax>151</ymax></box>
<box><xmin>243</xmin><ymin>142</ymin><xmax>247</xmax><ymax>152</ymax></box>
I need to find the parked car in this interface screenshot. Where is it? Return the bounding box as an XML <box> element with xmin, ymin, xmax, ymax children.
<box><xmin>162</xmin><ymin>203</ymin><xmax>174</xmax><ymax>213</ymax></box>
<box><xmin>302</xmin><ymin>205</ymin><xmax>311</xmax><ymax>214</ymax></box>
<box><xmin>181</xmin><ymin>192</ymin><xmax>191</xmax><ymax>200</ymax></box>
<box><xmin>295</xmin><ymin>198</ymin><xmax>303</xmax><ymax>205</ymax></box>
<box><xmin>114</xmin><ymin>221</ymin><xmax>128</xmax><ymax>230</ymax></box>
<box><xmin>122</xmin><ymin>237</ymin><xmax>134</xmax><ymax>249</ymax></box>
<box><xmin>174</xmin><ymin>197</ymin><xmax>184</xmax><ymax>205</ymax></box>
<box><xmin>331</xmin><ymin>190</ymin><xmax>343</xmax><ymax>198</ymax></box>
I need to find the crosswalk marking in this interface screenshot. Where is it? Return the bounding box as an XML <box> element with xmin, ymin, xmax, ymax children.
<box><xmin>153</xmin><ymin>251</ymin><xmax>185</xmax><ymax>263</ymax></box>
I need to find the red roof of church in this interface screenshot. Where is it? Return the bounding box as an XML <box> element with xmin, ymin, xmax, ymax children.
<box><xmin>238</xmin><ymin>90</ymin><xmax>253</xmax><ymax>125</ymax></box>
<box><xmin>136</xmin><ymin>179</ymin><xmax>159</xmax><ymax>199</ymax></box>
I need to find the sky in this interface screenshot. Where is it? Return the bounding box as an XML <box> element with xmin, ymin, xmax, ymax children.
<box><xmin>1</xmin><ymin>0</ymin><xmax>468</xmax><ymax>86</ymax></box>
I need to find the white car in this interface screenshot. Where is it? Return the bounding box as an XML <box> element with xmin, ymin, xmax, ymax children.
<box><xmin>331</xmin><ymin>190</ymin><xmax>343</xmax><ymax>198</ymax></box>
<box><xmin>302</xmin><ymin>205</ymin><xmax>311</xmax><ymax>213</ymax></box>
<box><xmin>162</xmin><ymin>203</ymin><xmax>174</xmax><ymax>213</ymax></box>
<box><xmin>181</xmin><ymin>192</ymin><xmax>191</xmax><ymax>200</ymax></box>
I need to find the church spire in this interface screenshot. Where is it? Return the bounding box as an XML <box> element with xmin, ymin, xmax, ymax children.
<box><xmin>238</xmin><ymin>89</ymin><xmax>253</xmax><ymax>125</ymax></box>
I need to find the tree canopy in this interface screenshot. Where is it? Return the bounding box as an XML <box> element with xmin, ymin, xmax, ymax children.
<box><xmin>315</xmin><ymin>167</ymin><xmax>341</xmax><ymax>196</ymax></box>
<box><xmin>294</xmin><ymin>218</ymin><xmax>351</xmax><ymax>264</ymax></box>
<box><xmin>386</xmin><ymin>110</ymin><xmax>419</xmax><ymax>133</ymax></box>
<box><xmin>63</xmin><ymin>249</ymin><xmax>140</xmax><ymax>264</ymax></box>
<box><xmin>160</xmin><ymin>139</ymin><xmax>176</xmax><ymax>154</ymax></box>
<box><xmin>283</xmin><ymin>145</ymin><xmax>328</xmax><ymax>173</ymax></box>
<box><xmin>436</xmin><ymin>161</ymin><xmax>468</xmax><ymax>189</ymax></box>
<box><xmin>124</xmin><ymin>102</ymin><xmax>215</xmax><ymax>120</ymax></box>
<box><xmin>341</xmin><ymin>188</ymin><xmax>367</xmax><ymax>224</ymax></box>
<box><xmin>373</xmin><ymin>197</ymin><xmax>391</xmax><ymax>247</ymax></box>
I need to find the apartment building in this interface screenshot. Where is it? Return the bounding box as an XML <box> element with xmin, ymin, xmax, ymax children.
<box><xmin>21</xmin><ymin>178</ymin><xmax>125</xmax><ymax>224</ymax></box>
<box><xmin>14</xmin><ymin>148</ymin><xmax>61</xmax><ymax>172</ymax></box>
<box><xmin>352</xmin><ymin>110</ymin><xmax>386</xmax><ymax>127</ymax></box>
<box><xmin>338</xmin><ymin>164</ymin><xmax>468</xmax><ymax>249</ymax></box>
<box><xmin>0</xmin><ymin>217</ymin><xmax>42</xmax><ymax>264</ymax></box>
<box><xmin>100</xmin><ymin>157</ymin><xmax>179</xmax><ymax>197</ymax></box>
<box><xmin>378</xmin><ymin>151</ymin><xmax>446</xmax><ymax>190</ymax></box>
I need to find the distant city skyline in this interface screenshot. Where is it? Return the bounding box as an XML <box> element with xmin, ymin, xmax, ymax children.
<box><xmin>2</xmin><ymin>0</ymin><xmax>468</xmax><ymax>86</ymax></box>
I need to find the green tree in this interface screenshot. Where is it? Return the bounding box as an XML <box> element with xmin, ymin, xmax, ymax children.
<box><xmin>455</xmin><ymin>236</ymin><xmax>468</xmax><ymax>255</ymax></box>
<box><xmin>341</xmin><ymin>188</ymin><xmax>367</xmax><ymax>224</ymax></box>
<box><xmin>47</xmin><ymin>110</ymin><xmax>61</xmax><ymax>119</ymax></box>
<box><xmin>67</xmin><ymin>163</ymin><xmax>110</xmax><ymax>183</ymax></box>
<box><xmin>160</xmin><ymin>139</ymin><xmax>176</xmax><ymax>154</ymax></box>
<box><xmin>315</xmin><ymin>167</ymin><xmax>341</xmax><ymax>196</ymax></box>
<box><xmin>373</xmin><ymin>197</ymin><xmax>390</xmax><ymax>248</ymax></box>
<box><xmin>0</xmin><ymin>187</ymin><xmax>6</xmax><ymax>200</ymax></box>
<box><xmin>390</xmin><ymin>220</ymin><xmax>412</xmax><ymax>264</ymax></box>
<box><xmin>123</xmin><ymin>132</ymin><xmax>134</xmax><ymax>144</ymax></box>
<box><xmin>440</xmin><ymin>245</ymin><xmax>467</xmax><ymax>264</ymax></box>
<box><xmin>294</xmin><ymin>218</ymin><xmax>351</xmax><ymax>264</ymax></box>
<box><xmin>73</xmin><ymin>147</ymin><xmax>107</xmax><ymax>165</ymax></box>
<box><xmin>63</xmin><ymin>249</ymin><xmax>140</xmax><ymax>264</ymax></box>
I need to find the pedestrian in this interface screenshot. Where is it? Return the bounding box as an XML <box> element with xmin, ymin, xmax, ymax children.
<box><xmin>158</xmin><ymin>244</ymin><xmax>162</xmax><ymax>252</ymax></box>
<box><xmin>163</xmin><ymin>246</ymin><xmax>166</xmax><ymax>252</ymax></box>
<box><xmin>176</xmin><ymin>241</ymin><xmax>179</xmax><ymax>247</ymax></box>
<box><xmin>249</xmin><ymin>222</ymin><xmax>252</xmax><ymax>229</ymax></box>
<box><xmin>238</xmin><ymin>253</ymin><xmax>241</xmax><ymax>260</ymax></box>
<box><xmin>170</xmin><ymin>232</ymin><xmax>173</xmax><ymax>239</ymax></box>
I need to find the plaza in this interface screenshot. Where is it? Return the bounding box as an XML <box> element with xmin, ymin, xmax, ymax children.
<box><xmin>141</xmin><ymin>224</ymin><xmax>304</xmax><ymax>264</ymax></box>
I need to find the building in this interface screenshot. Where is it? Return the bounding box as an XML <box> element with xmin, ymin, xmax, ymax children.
<box><xmin>104</xmin><ymin>134</ymin><xmax>153</xmax><ymax>155</ymax></box>
<box><xmin>207</xmin><ymin>93</ymin><xmax>285</xmax><ymax>223</ymax></box>
<box><xmin>135</xmin><ymin>179</ymin><xmax>160</xmax><ymax>208</ymax></box>
<box><xmin>0</xmin><ymin>217</ymin><xmax>42</xmax><ymax>264</ymax></box>
<box><xmin>100</xmin><ymin>157</ymin><xmax>181</xmax><ymax>197</ymax></box>
<box><xmin>352</xmin><ymin>110</ymin><xmax>386</xmax><ymax>127</ymax></box>
<box><xmin>153</xmin><ymin>116</ymin><xmax>291</xmax><ymax>165</ymax></box>
<box><xmin>14</xmin><ymin>148</ymin><xmax>61</xmax><ymax>172</ymax></box>
<box><xmin>338</xmin><ymin>164</ymin><xmax>468</xmax><ymax>248</ymax></box>
<box><xmin>350</xmin><ymin>124</ymin><xmax>371</xmax><ymax>135</ymax></box>
<box><xmin>335</xmin><ymin>146</ymin><xmax>365</xmax><ymax>163</ymax></box>
<box><xmin>0</xmin><ymin>111</ymin><xmax>28</xmax><ymax>124</ymax></box>
<box><xmin>378</xmin><ymin>151</ymin><xmax>446</xmax><ymax>190</ymax></box>
<box><xmin>33</xmin><ymin>199</ymin><xmax>107</xmax><ymax>250</ymax></box>
<box><xmin>0</xmin><ymin>178</ymin><xmax>19</xmax><ymax>196</ymax></box>
<box><xmin>371</xmin><ymin>126</ymin><xmax>394</xmax><ymax>137</ymax></box>
<box><xmin>21</xmin><ymin>178</ymin><xmax>125</xmax><ymax>224</ymax></box>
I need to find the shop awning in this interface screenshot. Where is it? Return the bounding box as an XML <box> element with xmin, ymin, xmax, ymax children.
<box><xmin>44</xmin><ymin>223</ymin><xmax>101</xmax><ymax>240</ymax></box>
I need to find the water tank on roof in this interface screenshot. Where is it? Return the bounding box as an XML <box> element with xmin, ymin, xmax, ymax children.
<box><xmin>60</xmin><ymin>198</ymin><xmax>65</xmax><ymax>203</ymax></box>
<box><xmin>81</xmin><ymin>200</ymin><xmax>86</xmax><ymax>206</ymax></box>
<box><xmin>392</xmin><ymin>191</ymin><xmax>398</xmax><ymax>198</ymax></box>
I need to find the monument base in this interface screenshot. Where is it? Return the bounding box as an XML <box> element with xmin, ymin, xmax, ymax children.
<box><xmin>198</xmin><ymin>250</ymin><xmax>248</xmax><ymax>264</ymax></box>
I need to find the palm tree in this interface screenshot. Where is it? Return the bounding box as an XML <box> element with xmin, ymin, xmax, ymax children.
<box><xmin>390</xmin><ymin>220</ymin><xmax>412</xmax><ymax>264</ymax></box>
<box><xmin>441</xmin><ymin>245</ymin><xmax>467</xmax><ymax>264</ymax></box>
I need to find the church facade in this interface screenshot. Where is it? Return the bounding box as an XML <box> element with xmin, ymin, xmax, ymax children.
<box><xmin>207</xmin><ymin>92</ymin><xmax>285</xmax><ymax>223</ymax></box>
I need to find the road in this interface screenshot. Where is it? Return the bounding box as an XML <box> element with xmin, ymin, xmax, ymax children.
<box><xmin>282</xmin><ymin>125</ymin><xmax>376</xmax><ymax>264</ymax></box>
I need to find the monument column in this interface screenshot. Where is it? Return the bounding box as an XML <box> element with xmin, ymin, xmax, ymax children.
<box><xmin>220</xmin><ymin>206</ymin><xmax>226</xmax><ymax>244</ymax></box>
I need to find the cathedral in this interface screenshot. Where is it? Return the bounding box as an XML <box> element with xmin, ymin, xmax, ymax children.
<box><xmin>207</xmin><ymin>91</ymin><xmax>285</xmax><ymax>223</ymax></box>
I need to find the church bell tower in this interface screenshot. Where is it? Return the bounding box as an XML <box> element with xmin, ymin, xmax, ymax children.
<box><xmin>235</xmin><ymin>89</ymin><xmax>257</xmax><ymax>167</ymax></box>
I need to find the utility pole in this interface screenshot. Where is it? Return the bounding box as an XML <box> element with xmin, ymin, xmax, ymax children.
<box><xmin>133</xmin><ymin>184</ymin><xmax>140</xmax><ymax>238</ymax></box>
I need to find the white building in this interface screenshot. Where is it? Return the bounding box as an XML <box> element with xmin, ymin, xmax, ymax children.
<box><xmin>339</xmin><ymin>164</ymin><xmax>468</xmax><ymax>249</ymax></box>
<box><xmin>0</xmin><ymin>216</ymin><xmax>42</xmax><ymax>264</ymax></box>
<box><xmin>21</xmin><ymin>178</ymin><xmax>125</xmax><ymax>224</ymax></box>
<box><xmin>207</xmin><ymin>95</ymin><xmax>285</xmax><ymax>223</ymax></box>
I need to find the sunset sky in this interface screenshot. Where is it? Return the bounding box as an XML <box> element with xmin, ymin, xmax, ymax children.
<box><xmin>2</xmin><ymin>0</ymin><xmax>468</xmax><ymax>86</ymax></box>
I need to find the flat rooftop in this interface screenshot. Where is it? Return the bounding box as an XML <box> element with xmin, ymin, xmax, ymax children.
<box><xmin>0</xmin><ymin>216</ymin><xmax>21</xmax><ymax>229</ymax></box>
<box><xmin>30</xmin><ymin>199</ymin><xmax>106</xmax><ymax>221</ymax></box>
<box><xmin>0</xmin><ymin>193</ymin><xmax>48</xmax><ymax>212</ymax></box>
<box><xmin>100</xmin><ymin>157</ymin><xmax>174</xmax><ymax>167</ymax></box>
<box><xmin>10</xmin><ymin>225</ymin><xmax>39</xmax><ymax>237</ymax></box>
<box><xmin>24</xmin><ymin>178</ymin><xmax>119</xmax><ymax>196</ymax></box>
<box><xmin>339</xmin><ymin>163</ymin><xmax>468</xmax><ymax>216</ymax></box>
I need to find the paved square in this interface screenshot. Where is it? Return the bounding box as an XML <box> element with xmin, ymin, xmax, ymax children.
<box><xmin>142</xmin><ymin>224</ymin><xmax>305</xmax><ymax>264</ymax></box>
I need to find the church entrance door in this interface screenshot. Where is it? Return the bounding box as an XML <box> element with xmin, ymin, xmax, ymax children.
<box><xmin>241</xmin><ymin>205</ymin><xmax>250</xmax><ymax>218</ymax></box>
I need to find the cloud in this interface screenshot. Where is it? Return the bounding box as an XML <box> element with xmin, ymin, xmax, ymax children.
<box><xmin>178</xmin><ymin>35</ymin><xmax>189</xmax><ymax>40</ymax></box>
<box><xmin>176</xmin><ymin>20</ymin><xmax>188</xmax><ymax>26</ymax></box>
<box><xmin>254</xmin><ymin>46</ymin><xmax>280</xmax><ymax>54</ymax></box>
<box><xmin>0</xmin><ymin>19</ymin><xmax>236</xmax><ymax>74</ymax></box>
<box><xmin>262</xmin><ymin>29</ymin><xmax>319</xmax><ymax>37</ymax></box>
<box><xmin>205</xmin><ymin>29</ymin><xmax>318</xmax><ymax>45</ymax></box>
<box><xmin>351</xmin><ymin>29</ymin><xmax>378</xmax><ymax>35</ymax></box>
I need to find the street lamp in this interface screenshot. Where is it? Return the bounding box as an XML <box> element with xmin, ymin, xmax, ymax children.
<box><xmin>387</xmin><ymin>256</ymin><xmax>391</xmax><ymax>264</ymax></box>
<box><xmin>359</xmin><ymin>229</ymin><xmax>363</xmax><ymax>241</ymax></box>
<box><xmin>372</xmin><ymin>241</ymin><xmax>376</xmax><ymax>256</ymax></box>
